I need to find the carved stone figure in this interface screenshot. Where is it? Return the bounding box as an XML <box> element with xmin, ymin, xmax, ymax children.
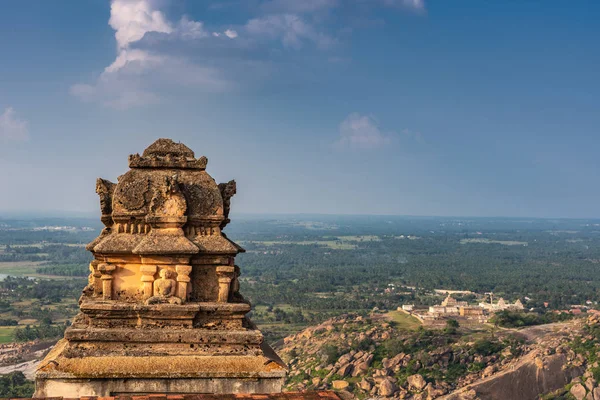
<box><xmin>150</xmin><ymin>174</ymin><xmax>187</xmax><ymax>217</ymax></box>
<box><xmin>95</xmin><ymin>178</ymin><xmax>115</xmax><ymax>230</ymax></box>
<box><xmin>218</xmin><ymin>180</ymin><xmax>236</xmax><ymax>229</ymax></box>
<box><xmin>81</xmin><ymin>262</ymin><xmax>96</xmax><ymax>298</ymax></box>
<box><xmin>96</xmin><ymin>178</ymin><xmax>115</xmax><ymax>215</ymax></box>
<box><xmin>146</xmin><ymin>269</ymin><xmax>182</xmax><ymax>305</ymax></box>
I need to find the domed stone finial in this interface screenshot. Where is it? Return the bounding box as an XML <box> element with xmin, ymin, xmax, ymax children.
<box><xmin>143</xmin><ymin>138</ymin><xmax>195</xmax><ymax>158</ymax></box>
<box><xmin>129</xmin><ymin>138</ymin><xmax>208</xmax><ymax>169</ymax></box>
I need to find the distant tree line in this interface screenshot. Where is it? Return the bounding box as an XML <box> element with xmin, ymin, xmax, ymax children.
<box><xmin>13</xmin><ymin>322</ymin><xmax>68</xmax><ymax>342</ymax></box>
<box><xmin>489</xmin><ymin>310</ymin><xmax>573</xmax><ymax>328</ymax></box>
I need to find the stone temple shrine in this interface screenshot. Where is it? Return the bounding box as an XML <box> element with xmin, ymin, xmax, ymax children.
<box><xmin>34</xmin><ymin>139</ymin><xmax>287</xmax><ymax>396</ymax></box>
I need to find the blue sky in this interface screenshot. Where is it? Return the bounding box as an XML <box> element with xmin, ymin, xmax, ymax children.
<box><xmin>0</xmin><ymin>0</ymin><xmax>598</xmax><ymax>218</ymax></box>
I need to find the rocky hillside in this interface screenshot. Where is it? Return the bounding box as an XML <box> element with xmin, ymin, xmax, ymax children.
<box><xmin>276</xmin><ymin>312</ymin><xmax>600</xmax><ymax>399</ymax></box>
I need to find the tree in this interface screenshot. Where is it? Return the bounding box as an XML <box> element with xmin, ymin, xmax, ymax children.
<box><xmin>0</xmin><ymin>371</ymin><xmax>34</xmax><ymax>397</ymax></box>
<box><xmin>444</xmin><ymin>319</ymin><xmax>459</xmax><ymax>334</ymax></box>
<box><xmin>321</xmin><ymin>344</ymin><xmax>339</xmax><ymax>365</ymax></box>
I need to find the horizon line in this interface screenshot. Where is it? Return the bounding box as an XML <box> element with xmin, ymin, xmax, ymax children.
<box><xmin>1</xmin><ymin>210</ymin><xmax>600</xmax><ymax>221</ymax></box>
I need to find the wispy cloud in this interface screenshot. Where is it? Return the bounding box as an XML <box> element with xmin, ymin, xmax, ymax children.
<box><xmin>400</xmin><ymin>128</ymin><xmax>424</xmax><ymax>144</ymax></box>
<box><xmin>260</xmin><ymin>0</ymin><xmax>341</xmax><ymax>14</ymax></box>
<box><xmin>335</xmin><ymin>113</ymin><xmax>423</xmax><ymax>150</ymax></box>
<box><xmin>335</xmin><ymin>113</ymin><xmax>391</xmax><ymax>149</ymax></box>
<box><xmin>0</xmin><ymin>107</ymin><xmax>29</xmax><ymax>142</ymax></box>
<box><xmin>251</xmin><ymin>0</ymin><xmax>424</xmax><ymax>49</ymax></box>
<box><xmin>261</xmin><ymin>0</ymin><xmax>425</xmax><ymax>14</ymax></box>
<box><xmin>246</xmin><ymin>14</ymin><xmax>336</xmax><ymax>49</ymax></box>
<box><xmin>262</xmin><ymin>0</ymin><xmax>425</xmax><ymax>13</ymax></box>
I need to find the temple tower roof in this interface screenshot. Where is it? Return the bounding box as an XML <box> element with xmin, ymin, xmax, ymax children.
<box><xmin>87</xmin><ymin>139</ymin><xmax>241</xmax><ymax>256</ymax></box>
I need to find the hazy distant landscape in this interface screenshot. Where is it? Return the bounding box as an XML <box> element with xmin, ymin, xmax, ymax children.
<box><xmin>3</xmin><ymin>213</ymin><xmax>600</xmax><ymax>397</ymax></box>
<box><xmin>1</xmin><ymin>213</ymin><xmax>600</xmax><ymax>344</ymax></box>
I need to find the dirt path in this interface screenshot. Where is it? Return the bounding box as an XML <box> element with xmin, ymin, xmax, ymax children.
<box><xmin>0</xmin><ymin>340</ymin><xmax>55</xmax><ymax>379</ymax></box>
<box><xmin>0</xmin><ymin>359</ymin><xmax>40</xmax><ymax>379</ymax></box>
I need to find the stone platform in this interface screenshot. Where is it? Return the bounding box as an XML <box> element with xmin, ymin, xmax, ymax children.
<box><xmin>35</xmin><ymin>300</ymin><xmax>286</xmax><ymax>397</ymax></box>
<box><xmin>35</xmin><ymin>329</ymin><xmax>286</xmax><ymax>397</ymax></box>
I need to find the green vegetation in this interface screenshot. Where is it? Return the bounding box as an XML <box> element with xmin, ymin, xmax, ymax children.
<box><xmin>471</xmin><ymin>338</ymin><xmax>503</xmax><ymax>356</ymax></box>
<box><xmin>0</xmin><ymin>326</ymin><xmax>17</xmax><ymax>343</ymax></box>
<box><xmin>0</xmin><ymin>261</ymin><xmax>45</xmax><ymax>276</ymax></box>
<box><xmin>489</xmin><ymin>310</ymin><xmax>573</xmax><ymax>328</ymax></box>
<box><xmin>13</xmin><ymin>322</ymin><xmax>68</xmax><ymax>342</ymax></box>
<box><xmin>0</xmin><ymin>372</ymin><xmax>34</xmax><ymax>397</ymax></box>
<box><xmin>387</xmin><ymin>311</ymin><xmax>421</xmax><ymax>330</ymax></box>
<box><xmin>244</xmin><ymin>240</ymin><xmax>358</xmax><ymax>250</ymax></box>
<box><xmin>460</xmin><ymin>238</ymin><xmax>528</xmax><ymax>246</ymax></box>
<box><xmin>377</xmin><ymin>327</ymin><xmax>455</xmax><ymax>359</ymax></box>
<box><xmin>368</xmin><ymin>323</ymin><xmax>514</xmax><ymax>385</ymax></box>
<box><xmin>1</xmin><ymin>215</ymin><xmax>600</xmax><ymax>346</ymax></box>
<box><xmin>569</xmin><ymin>323</ymin><xmax>600</xmax><ymax>364</ymax></box>
<box><xmin>0</xmin><ymin>243</ymin><xmax>91</xmax><ymax>277</ymax></box>
<box><xmin>385</xmin><ymin>333</ymin><xmax>508</xmax><ymax>384</ymax></box>
<box><xmin>444</xmin><ymin>318</ymin><xmax>460</xmax><ymax>334</ymax></box>
<box><xmin>321</xmin><ymin>344</ymin><xmax>340</xmax><ymax>365</ymax></box>
<box><xmin>237</xmin><ymin>221</ymin><xmax>600</xmax><ymax>341</ymax></box>
<box><xmin>0</xmin><ymin>276</ymin><xmax>83</xmax><ymax>337</ymax></box>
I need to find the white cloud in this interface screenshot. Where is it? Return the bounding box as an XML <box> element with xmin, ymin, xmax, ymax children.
<box><xmin>177</xmin><ymin>16</ymin><xmax>209</xmax><ymax>39</ymax></box>
<box><xmin>72</xmin><ymin>0</ymin><xmax>425</xmax><ymax>109</ymax></box>
<box><xmin>212</xmin><ymin>29</ymin><xmax>238</xmax><ymax>39</ymax></box>
<box><xmin>109</xmin><ymin>0</ymin><xmax>173</xmax><ymax>50</ymax></box>
<box><xmin>246</xmin><ymin>14</ymin><xmax>335</xmax><ymax>49</ymax></box>
<box><xmin>0</xmin><ymin>107</ymin><xmax>29</xmax><ymax>142</ymax></box>
<box><xmin>336</xmin><ymin>113</ymin><xmax>391</xmax><ymax>149</ymax></box>
<box><xmin>224</xmin><ymin>29</ymin><xmax>239</xmax><ymax>39</ymax></box>
<box><xmin>71</xmin><ymin>0</ymin><xmax>232</xmax><ymax>109</ymax></box>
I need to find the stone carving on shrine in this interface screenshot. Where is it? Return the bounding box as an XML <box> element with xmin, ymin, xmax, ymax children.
<box><xmin>34</xmin><ymin>139</ymin><xmax>287</xmax><ymax>396</ymax></box>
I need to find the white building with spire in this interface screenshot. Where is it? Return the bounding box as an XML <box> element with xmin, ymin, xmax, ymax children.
<box><xmin>479</xmin><ymin>296</ymin><xmax>524</xmax><ymax>312</ymax></box>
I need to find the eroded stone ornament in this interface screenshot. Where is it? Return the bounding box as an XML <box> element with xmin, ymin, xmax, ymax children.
<box><xmin>34</xmin><ymin>139</ymin><xmax>287</xmax><ymax>396</ymax></box>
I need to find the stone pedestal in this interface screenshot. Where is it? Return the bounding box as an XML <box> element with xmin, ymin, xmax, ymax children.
<box><xmin>35</xmin><ymin>139</ymin><xmax>287</xmax><ymax>396</ymax></box>
<box><xmin>35</xmin><ymin>303</ymin><xmax>285</xmax><ymax>396</ymax></box>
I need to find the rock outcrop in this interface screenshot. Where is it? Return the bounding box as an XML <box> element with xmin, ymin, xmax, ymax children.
<box><xmin>443</xmin><ymin>352</ymin><xmax>583</xmax><ymax>400</ymax></box>
<box><xmin>278</xmin><ymin>312</ymin><xmax>598</xmax><ymax>399</ymax></box>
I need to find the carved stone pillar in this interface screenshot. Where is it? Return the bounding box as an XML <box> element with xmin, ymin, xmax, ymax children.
<box><xmin>175</xmin><ymin>265</ymin><xmax>192</xmax><ymax>303</ymax></box>
<box><xmin>98</xmin><ymin>263</ymin><xmax>116</xmax><ymax>300</ymax></box>
<box><xmin>229</xmin><ymin>265</ymin><xmax>241</xmax><ymax>302</ymax></box>
<box><xmin>86</xmin><ymin>260</ymin><xmax>103</xmax><ymax>298</ymax></box>
<box><xmin>216</xmin><ymin>266</ymin><xmax>235</xmax><ymax>303</ymax></box>
<box><xmin>91</xmin><ymin>261</ymin><xmax>103</xmax><ymax>297</ymax></box>
<box><xmin>140</xmin><ymin>265</ymin><xmax>158</xmax><ymax>301</ymax></box>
